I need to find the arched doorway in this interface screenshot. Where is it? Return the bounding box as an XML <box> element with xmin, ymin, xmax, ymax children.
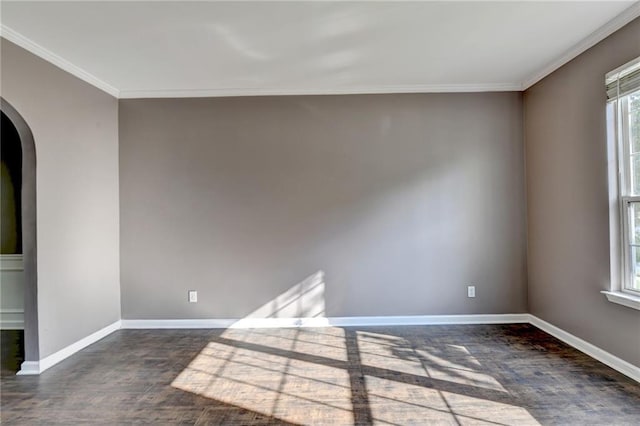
<box><xmin>1</xmin><ymin>98</ymin><xmax>39</xmax><ymax>371</ymax></box>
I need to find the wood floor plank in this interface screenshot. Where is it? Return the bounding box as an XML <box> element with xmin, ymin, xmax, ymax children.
<box><xmin>0</xmin><ymin>324</ymin><xmax>638</xmax><ymax>425</ymax></box>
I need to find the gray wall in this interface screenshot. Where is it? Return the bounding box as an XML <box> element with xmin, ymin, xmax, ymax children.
<box><xmin>120</xmin><ymin>93</ymin><xmax>527</xmax><ymax>319</ymax></box>
<box><xmin>524</xmin><ymin>18</ymin><xmax>640</xmax><ymax>367</ymax></box>
<box><xmin>1</xmin><ymin>39</ymin><xmax>121</xmax><ymax>358</ymax></box>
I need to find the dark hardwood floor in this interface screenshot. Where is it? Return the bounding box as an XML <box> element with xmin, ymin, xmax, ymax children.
<box><xmin>1</xmin><ymin>330</ymin><xmax>24</xmax><ymax>377</ymax></box>
<box><xmin>1</xmin><ymin>324</ymin><xmax>639</xmax><ymax>425</ymax></box>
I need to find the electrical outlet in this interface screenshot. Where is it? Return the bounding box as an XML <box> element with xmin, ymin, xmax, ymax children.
<box><xmin>467</xmin><ymin>286</ymin><xmax>476</xmax><ymax>298</ymax></box>
<box><xmin>188</xmin><ymin>290</ymin><xmax>198</xmax><ymax>303</ymax></box>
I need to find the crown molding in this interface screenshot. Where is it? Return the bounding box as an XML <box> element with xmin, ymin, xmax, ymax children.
<box><xmin>0</xmin><ymin>25</ymin><xmax>521</xmax><ymax>98</ymax></box>
<box><xmin>522</xmin><ymin>1</ymin><xmax>640</xmax><ymax>90</ymax></box>
<box><xmin>3</xmin><ymin>2</ymin><xmax>639</xmax><ymax>99</ymax></box>
<box><xmin>117</xmin><ymin>83</ymin><xmax>523</xmax><ymax>99</ymax></box>
<box><xmin>0</xmin><ymin>24</ymin><xmax>120</xmax><ymax>98</ymax></box>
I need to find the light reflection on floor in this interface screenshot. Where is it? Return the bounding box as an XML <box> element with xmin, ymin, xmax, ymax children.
<box><xmin>172</xmin><ymin>327</ymin><xmax>540</xmax><ymax>425</ymax></box>
<box><xmin>358</xmin><ymin>331</ymin><xmax>507</xmax><ymax>393</ymax></box>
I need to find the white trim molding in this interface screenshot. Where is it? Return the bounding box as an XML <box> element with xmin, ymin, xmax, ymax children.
<box><xmin>1</xmin><ymin>255</ymin><xmax>25</xmax><ymax>330</ymax></box>
<box><xmin>123</xmin><ymin>314</ymin><xmax>639</xmax><ymax>383</ymax></box>
<box><xmin>1</xmin><ymin>4</ymin><xmax>639</xmax><ymax>98</ymax></box>
<box><xmin>522</xmin><ymin>2</ymin><xmax>640</xmax><ymax>89</ymax></box>
<box><xmin>529</xmin><ymin>315</ymin><xmax>640</xmax><ymax>383</ymax></box>
<box><xmin>17</xmin><ymin>320</ymin><xmax>121</xmax><ymax>375</ymax></box>
<box><xmin>121</xmin><ymin>314</ymin><xmax>530</xmax><ymax>330</ymax></box>
<box><xmin>16</xmin><ymin>361</ymin><xmax>40</xmax><ymax>375</ymax></box>
<box><xmin>601</xmin><ymin>290</ymin><xmax>640</xmax><ymax>310</ymax></box>
<box><xmin>0</xmin><ymin>24</ymin><xmax>120</xmax><ymax>98</ymax></box>
<box><xmin>14</xmin><ymin>314</ymin><xmax>640</xmax><ymax>383</ymax></box>
<box><xmin>122</xmin><ymin>318</ymin><xmax>235</xmax><ymax>329</ymax></box>
<box><xmin>117</xmin><ymin>83</ymin><xmax>522</xmax><ymax>99</ymax></box>
<box><xmin>0</xmin><ymin>308</ymin><xmax>24</xmax><ymax>330</ymax></box>
<box><xmin>329</xmin><ymin>313</ymin><xmax>530</xmax><ymax>327</ymax></box>
<box><xmin>0</xmin><ymin>254</ymin><xmax>23</xmax><ymax>271</ymax></box>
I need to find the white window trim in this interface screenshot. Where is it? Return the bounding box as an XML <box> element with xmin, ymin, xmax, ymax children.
<box><xmin>606</xmin><ymin>63</ymin><xmax>640</xmax><ymax>310</ymax></box>
<box><xmin>601</xmin><ymin>290</ymin><xmax>640</xmax><ymax>310</ymax></box>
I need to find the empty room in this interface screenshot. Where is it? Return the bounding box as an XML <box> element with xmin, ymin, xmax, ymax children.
<box><xmin>1</xmin><ymin>1</ymin><xmax>639</xmax><ymax>425</ymax></box>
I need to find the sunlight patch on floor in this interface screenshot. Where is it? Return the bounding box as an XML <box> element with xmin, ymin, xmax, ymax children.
<box><xmin>365</xmin><ymin>375</ymin><xmax>460</xmax><ymax>424</ymax></box>
<box><xmin>223</xmin><ymin>327</ymin><xmax>349</xmax><ymax>361</ymax></box>
<box><xmin>442</xmin><ymin>390</ymin><xmax>540</xmax><ymax>425</ymax></box>
<box><xmin>357</xmin><ymin>331</ymin><xmax>437</xmax><ymax>377</ymax></box>
<box><xmin>172</xmin><ymin>332</ymin><xmax>354</xmax><ymax>424</ymax></box>
<box><xmin>173</xmin><ymin>327</ymin><xmax>540</xmax><ymax>425</ymax></box>
<box><xmin>357</xmin><ymin>331</ymin><xmax>507</xmax><ymax>393</ymax></box>
<box><xmin>366</xmin><ymin>375</ymin><xmax>540</xmax><ymax>425</ymax></box>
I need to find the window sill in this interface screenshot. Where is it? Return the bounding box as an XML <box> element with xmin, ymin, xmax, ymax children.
<box><xmin>601</xmin><ymin>291</ymin><xmax>640</xmax><ymax>311</ymax></box>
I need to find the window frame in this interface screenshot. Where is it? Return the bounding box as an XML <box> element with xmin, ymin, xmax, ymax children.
<box><xmin>618</xmin><ymin>93</ymin><xmax>640</xmax><ymax>295</ymax></box>
<box><xmin>609</xmin><ymin>82</ymin><xmax>640</xmax><ymax>305</ymax></box>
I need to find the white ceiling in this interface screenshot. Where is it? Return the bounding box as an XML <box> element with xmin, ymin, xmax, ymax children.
<box><xmin>1</xmin><ymin>1</ymin><xmax>639</xmax><ymax>98</ymax></box>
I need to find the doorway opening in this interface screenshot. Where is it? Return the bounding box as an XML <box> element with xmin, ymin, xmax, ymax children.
<box><xmin>1</xmin><ymin>110</ymin><xmax>24</xmax><ymax>374</ymax></box>
<box><xmin>0</xmin><ymin>98</ymin><xmax>39</xmax><ymax>374</ymax></box>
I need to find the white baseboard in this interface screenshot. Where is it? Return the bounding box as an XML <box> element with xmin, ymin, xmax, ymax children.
<box><xmin>122</xmin><ymin>318</ymin><xmax>235</xmax><ymax>329</ymax></box>
<box><xmin>16</xmin><ymin>361</ymin><xmax>40</xmax><ymax>375</ymax></box>
<box><xmin>528</xmin><ymin>315</ymin><xmax>640</xmax><ymax>383</ymax></box>
<box><xmin>15</xmin><ymin>314</ymin><xmax>639</xmax><ymax>383</ymax></box>
<box><xmin>17</xmin><ymin>320</ymin><xmax>121</xmax><ymax>375</ymax></box>
<box><xmin>329</xmin><ymin>313</ymin><xmax>531</xmax><ymax>327</ymax></box>
<box><xmin>121</xmin><ymin>314</ymin><xmax>530</xmax><ymax>330</ymax></box>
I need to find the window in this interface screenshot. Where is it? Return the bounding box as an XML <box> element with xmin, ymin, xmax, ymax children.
<box><xmin>616</xmin><ymin>91</ymin><xmax>640</xmax><ymax>294</ymax></box>
<box><xmin>605</xmin><ymin>56</ymin><xmax>640</xmax><ymax>308</ymax></box>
